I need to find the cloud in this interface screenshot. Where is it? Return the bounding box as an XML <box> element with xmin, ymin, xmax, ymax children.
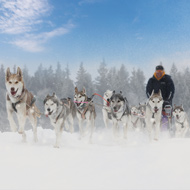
<box><xmin>0</xmin><ymin>0</ymin><xmax>75</xmax><ymax>52</ymax></box>
<box><xmin>78</xmin><ymin>0</ymin><xmax>102</xmax><ymax>6</ymax></box>
<box><xmin>10</xmin><ymin>23</ymin><xmax>75</xmax><ymax>52</ymax></box>
<box><xmin>0</xmin><ymin>0</ymin><xmax>51</xmax><ymax>34</ymax></box>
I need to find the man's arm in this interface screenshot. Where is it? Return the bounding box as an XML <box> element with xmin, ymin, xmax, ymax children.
<box><xmin>166</xmin><ymin>76</ymin><xmax>175</xmax><ymax>101</ymax></box>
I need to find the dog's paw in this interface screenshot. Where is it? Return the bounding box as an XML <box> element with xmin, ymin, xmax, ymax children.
<box><xmin>54</xmin><ymin>144</ymin><xmax>60</xmax><ymax>148</ymax></box>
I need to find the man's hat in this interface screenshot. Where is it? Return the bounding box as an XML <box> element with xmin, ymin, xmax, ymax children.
<box><xmin>156</xmin><ymin>65</ymin><xmax>164</xmax><ymax>71</ymax></box>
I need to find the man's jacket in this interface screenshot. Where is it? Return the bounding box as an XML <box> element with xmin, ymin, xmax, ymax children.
<box><xmin>146</xmin><ymin>74</ymin><xmax>175</xmax><ymax>102</ymax></box>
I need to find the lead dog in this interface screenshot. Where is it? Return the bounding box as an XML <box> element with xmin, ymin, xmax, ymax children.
<box><xmin>145</xmin><ymin>90</ymin><xmax>163</xmax><ymax>141</ymax></box>
<box><xmin>173</xmin><ymin>105</ymin><xmax>189</xmax><ymax>138</ymax></box>
<box><xmin>109</xmin><ymin>91</ymin><xmax>130</xmax><ymax>139</ymax></box>
<box><xmin>102</xmin><ymin>90</ymin><xmax>114</xmax><ymax>128</ymax></box>
<box><xmin>74</xmin><ymin>87</ymin><xmax>96</xmax><ymax>142</ymax></box>
<box><xmin>5</xmin><ymin>67</ymin><xmax>40</xmax><ymax>142</ymax></box>
<box><xmin>44</xmin><ymin>93</ymin><xmax>76</xmax><ymax>148</ymax></box>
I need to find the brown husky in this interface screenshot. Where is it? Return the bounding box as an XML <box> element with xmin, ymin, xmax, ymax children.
<box><xmin>5</xmin><ymin>67</ymin><xmax>40</xmax><ymax>142</ymax></box>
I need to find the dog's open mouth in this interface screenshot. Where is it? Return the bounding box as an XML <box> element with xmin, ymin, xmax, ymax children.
<box><xmin>10</xmin><ymin>89</ymin><xmax>18</xmax><ymax>96</ymax></box>
<box><xmin>48</xmin><ymin>110</ymin><xmax>53</xmax><ymax>116</ymax></box>
<box><xmin>154</xmin><ymin>108</ymin><xmax>159</xmax><ymax>113</ymax></box>
<box><xmin>76</xmin><ymin>102</ymin><xmax>81</xmax><ymax>107</ymax></box>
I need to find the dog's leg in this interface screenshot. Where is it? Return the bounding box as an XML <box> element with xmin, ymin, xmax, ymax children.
<box><xmin>146</xmin><ymin>122</ymin><xmax>153</xmax><ymax>142</ymax></box>
<box><xmin>123</xmin><ymin>123</ymin><xmax>128</xmax><ymax>139</ymax></box>
<box><xmin>112</xmin><ymin>119</ymin><xmax>118</xmax><ymax>138</ymax></box>
<box><xmin>54</xmin><ymin>120</ymin><xmax>63</xmax><ymax>148</ymax></box>
<box><xmin>89</xmin><ymin>118</ymin><xmax>95</xmax><ymax>144</ymax></box>
<box><xmin>6</xmin><ymin>103</ymin><xmax>17</xmax><ymax>132</ymax></box>
<box><xmin>78</xmin><ymin>118</ymin><xmax>84</xmax><ymax>139</ymax></box>
<box><xmin>17</xmin><ymin>113</ymin><xmax>27</xmax><ymax>142</ymax></box>
<box><xmin>102</xmin><ymin>109</ymin><xmax>109</xmax><ymax>128</ymax></box>
<box><xmin>154</xmin><ymin>123</ymin><xmax>160</xmax><ymax>141</ymax></box>
<box><xmin>68</xmin><ymin>114</ymin><xmax>74</xmax><ymax>133</ymax></box>
<box><xmin>28</xmin><ymin>113</ymin><xmax>38</xmax><ymax>142</ymax></box>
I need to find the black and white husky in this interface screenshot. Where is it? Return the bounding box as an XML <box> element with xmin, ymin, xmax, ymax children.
<box><xmin>102</xmin><ymin>90</ymin><xmax>114</xmax><ymax>128</ymax></box>
<box><xmin>173</xmin><ymin>105</ymin><xmax>189</xmax><ymax>138</ymax></box>
<box><xmin>110</xmin><ymin>91</ymin><xmax>130</xmax><ymax>139</ymax></box>
<box><xmin>44</xmin><ymin>93</ymin><xmax>76</xmax><ymax>148</ymax></box>
<box><xmin>74</xmin><ymin>87</ymin><xmax>96</xmax><ymax>142</ymax></box>
<box><xmin>145</xmin><ymin>90</ymin><xmax>163</xmax><ymax>141</ymax></box>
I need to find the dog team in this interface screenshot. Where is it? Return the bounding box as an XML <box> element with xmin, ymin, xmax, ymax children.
<box><xmin>5</xmin><ymin>67</ymin><xmax>189</xmax><ymax>147</ymax></box>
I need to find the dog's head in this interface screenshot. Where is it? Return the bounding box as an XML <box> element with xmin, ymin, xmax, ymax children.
<box><xmin>74</xmin><ymin>87</ymin><xmax>87</xmax><ymax>108</ymax></box>
<box><xmin>173</xmin><ymin>104</ymin><xmax>185</xmax><ymax>120</ymax></box>
<box><xmin>103</xmin><ymin>90</ymin><xmax>114</xmax><ymax>106</ymax></box>
<box><xmin>110</xmin><ymin>91</ymin><xmax>125</xmax><ymax>113</ymax></box>
<box><xmin>5</xmin><ymin>67</ymin><xmax>24</xmax><ymax>98</ymax></box>
<box><xmin>44</xmin><ymin>93</ymin><xmax>61</xmax><ymax>116</ymax></box>
<box><xmin>131</xmin><ymin>106</ymin><xmax>139</xmax><ymax>116</ymax></box>
<box><xmin>148</xmin><ymin>90</ymin><xmax>163</xmax><ymax>113</ymax></box>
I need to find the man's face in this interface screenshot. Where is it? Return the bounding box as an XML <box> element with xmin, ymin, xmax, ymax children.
<box><xmin>155</xmin><ymin>70</ymin><xmax>163</xmax><ymax>78</ymax></box>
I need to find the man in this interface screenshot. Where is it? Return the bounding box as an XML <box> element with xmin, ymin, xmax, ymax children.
<box><xmin>146</xmin><ymin>65</ymin><xmax>175</xmax><ymax>107</ymax></box>
<box><xmin>146</xmin><ymin>65</ymin><xmax>175</xmax><ymax>132</ymax></box>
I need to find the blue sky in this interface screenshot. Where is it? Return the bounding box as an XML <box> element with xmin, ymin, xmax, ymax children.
<box><xmin>1</xmin><ymin>0</ymin><xmax>190</xmax><ymax>78</ymax></box>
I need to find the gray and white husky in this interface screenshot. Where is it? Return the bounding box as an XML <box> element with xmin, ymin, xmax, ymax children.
<box><xmin>130</xmin><ymin>105</ymin><xmax>141</xmax><ymax>130</ymax></box>
<box><xmin>173</xmin><ymin>105</ymin><xmax>189</xmax><ymax>138</ymax></box>
<box><xmin>5</xmin><ymin>67</ymin><xmax>40</xmax><ymax>142</ymax></box>
<box><xmin>138</xmin><ymin>103</ymin><xmax>146</xmax><ymax>129</ymax></box>
<box><xmin>102</xmin><ymin>90</ymin><xmax>114</xmax><ymax>128</ymax></box>
<box><xmin>44</xmin><ymin>93</ymin><xmax>76</xmax><ymax>148</ymax></box>
<box><xmin>145</xmin><ymin>90</ymin><xmax>163</xmax><ymax>141</ymax></box>
<box><xmin>110</xmin><ymin>91</ymin><xmax>130</xmax><ymax>139</ymax></box>
<box><xmin>74</xmin><ymin>87</ymin><xmax>96</xmax><ymax>142</ymax></box>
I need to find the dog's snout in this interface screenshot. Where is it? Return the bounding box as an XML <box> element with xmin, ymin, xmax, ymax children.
<box><xmin>47</xmin><ymin>108</ymin><xmax>50</xmax><ymax>112</ymax></box>
<box><xmin>11</xmin><ymin>87</ymin><xmax>15</xmax><ymax>91</ymax></box>
<box><xmin>155</xmin><ymin>106</ymin><xmax>158</xmax><ymax>110</ymax></box>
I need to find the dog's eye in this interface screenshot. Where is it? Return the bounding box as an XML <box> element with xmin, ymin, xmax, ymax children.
<box><xmin>51</xmin><ymin>103</ymin><xmax>54</xmax><ymax>106</ymax></box>
<box><xmin>79</xmin><ymin>96</ymin><xmax>81</xmax><ymax>98</ymax></box>
<box><xmin>158</xmin><ymin>101</ymin><xmax>160</xmax><ymax>103</ymax></box>
<box><xmin>9</xmin><ymin>81</ymin><xmax>12</xmax><ymax>84</ymax></box>
<box><xmin>15</xmin><ymin>81</ymin><xmax>18</xmax><ymax>84</ymax></box>
<box><xmin>152</xmin><ymin>100</ymin><xmax>154</xmax><ymax>103</ymax></box>
<box><xmin>112</xmin><ymin>101</ymin><xmax>114</xmax><ymax>103</ymax></box>
<box><xmin>118</xmin><ymin>100</ymin><xmax>120</xmax><ymax>103</ymax></box>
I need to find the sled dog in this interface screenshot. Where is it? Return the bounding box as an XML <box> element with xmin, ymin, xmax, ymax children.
<box><xmin>44</xmin><ymin>93</ymin><xmax>76</xmax><ymax>148</ymax></box>
<box><xmin>102</xmin><ymin>90</ymin><xmax>114</xmax><ymax>128</ymax></box>
<box><xmin>138</xmin><ymin>103</ymin><xmax>146</xmax><ymax>129</ymax></box>
<box><xmin>74</xmin><ymin>87</ymin><xmax>96</xmax><ymax>142</ymax></box>
<box><xmin>173</xmin><ymin>105</ymin><xmax>189</xmax><ymax>138</ymax></box>
<box><xmin>130</xmin><ymin>106</ymin><xmax>141</xmax><ymax>130</ymax></box>
<box><xmin>110</xmin><ymin>91</ymin><xmax>130</xmax><ymax>139</ymax></box>
<box><xmin>145</xmin><ymin>90</ymin><xmax>163</xmax><ymax>141</ymax></box>
<box><xmin>5</xmin><ymin>67</ymin><xmax>40</xmax><ymax>142</ymax></box>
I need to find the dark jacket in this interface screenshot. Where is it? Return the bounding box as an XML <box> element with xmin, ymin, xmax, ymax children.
<box><xmin>146</xmin><ymin>74</ymin><xmax>175</xmax><ymax>102</ymax></box>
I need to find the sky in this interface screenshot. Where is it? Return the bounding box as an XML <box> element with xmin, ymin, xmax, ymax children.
<box><xmin>1</xmin><ymin>0</ymin><xmax>190</xmax><ymax>79</ymax></box>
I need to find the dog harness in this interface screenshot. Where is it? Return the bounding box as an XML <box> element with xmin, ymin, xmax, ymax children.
<box><xmin>7</xmin><ymin>89</ymin><xmax>36</xmax><ymax>113</ymax></box>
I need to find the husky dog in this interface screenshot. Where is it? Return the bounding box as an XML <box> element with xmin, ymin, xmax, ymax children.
<box><xmin>138</xmin><ymin>103</ymin><xmax>146</xmax><ymax>129</ymax></box>
<box><xmin>44</xmin><ymin>93</ymin><xmax>76</xmax><ymax>148</ymax></box>
<box><xmin>110</xmin><ymin>91</ymin><xmax>130</xmax><ymax>139</ymax></box>
<box><xmin>173</xmin><ymin>105</ymin><xmax>189</xmax><ymax>138</ymax></box>
<box><xmin>130</xmin><ymin>106</ymin><xmax>141</xmax><ymax>130</ymax></box>
<box><xmin>74</xmin><ymin>87</ymin><xmax>96</xmax><ymax>142</ymax></box>
<box><xmin>145</xmin><ymin>90</ymin><xmax>163</xmax><ymax>141</ymax></box>
<box><xmin>5</xmin><ymin>67</ymin><xmax>40</xmax><ymax>142</ymax></box>
<box><xmin>102</xmin><ymin>90</ymin><xmax>114</xmax><ymax>128</ymax></box>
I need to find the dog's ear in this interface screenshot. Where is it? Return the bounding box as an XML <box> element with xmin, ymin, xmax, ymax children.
<box><xmin>82</xmin><ymin>87</ymin><xmax>86</xmax><ymax>94</ymax></box>
<box><xmin>75</xmin><ymin>87</ymin><xmax>78</xmax><ymax>94</ymax></box>
<box><xmin>17</xmin><ymin>67</ymin><xmax>22</xmax><ymax>78</ymax></box>
<box><xmin>120</xmin><ymin>91</ymin><xmax>122</xmax><ymax>94</ymax></box>
<box><xmin>52</xmin><ymin>92</ymin><xmax>57</xmax><ymax>97</ymax></box>
<box><xmin>113</xmin><ymin>90</ymin><xmax>115</xmax><ymax>94</ymax></box>
<box><xmin>158</xmin><ymin>89</ymin><xmax>162</xmax><ymax>97</ymax></box>
<box><xmin>173</xmin><ymin>104</ymin><xmax>176</xmax><ymax>108</ymax></box>
<box><xmin>150</xmin><ymin>90</ymin><xmax>154</xmax><ymax>97</ymax></box>
<box><xmin>6</xmin><ymin>67</ymin><xmax>11</xmax><ymax>81</ymax></box>
<box><xmin>181</xmin><ymin>104</ymin><xmax>184</xmax><ymax>109</ymax></box>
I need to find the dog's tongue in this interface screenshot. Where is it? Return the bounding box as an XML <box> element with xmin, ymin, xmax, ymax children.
<box><xmin>45</xmin><ymin>114</ymin><xmax>49</xmax><ymax>117</ymax></box>
<box><xmin>11</xmin><ymin>91</ymin><xmax>16</xmax><ymax>96</ymax></box>
<box><xmin>107</xmin><ymin>102</ymin><xmax>110</xmax><ymax>107</ymax></box>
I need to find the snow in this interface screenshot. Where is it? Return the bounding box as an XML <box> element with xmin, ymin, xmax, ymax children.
<box><xmin>0</xmin><ymin>127</ymin><xmax>190</xmax><ymax>190</ymax></box>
